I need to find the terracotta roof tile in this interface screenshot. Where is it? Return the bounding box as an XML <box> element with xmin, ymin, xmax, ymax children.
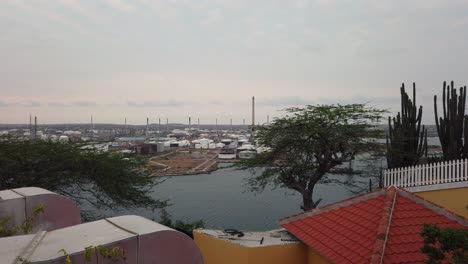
<box><xmin>279</xmin><ymin>186</ymin><xmax>468</xmax><ymax>264</ymax></box>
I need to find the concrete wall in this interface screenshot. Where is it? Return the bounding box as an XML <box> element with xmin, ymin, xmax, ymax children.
<box><xmin>1</xmin><ymin>215</ymin><xmax>204</xmax><ymax>264</ymax></box>
<box><xmin>414</xmin><ymin>186</ymin><xmax>468</xmax><ymax>218</ymax></box>
<box><xmin>0</xmin><ymin>187</ymin><xmax>81</xmax><ymax>233</ymax></box>
<box><xmin>194</xmin><ymin>231</ymin><xmax>309</xmax><ymax>264</ymax></box>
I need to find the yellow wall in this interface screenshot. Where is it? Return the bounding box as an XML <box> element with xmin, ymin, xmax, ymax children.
<box><xmin>414</xmin><ymin>187</ymin><xmax>468</xmax><ymax>218</ymax></box>
<box><xmin>194</xmin><ymin>231</ymin><xmax>308</xmax><ymax>264</ymax></box>
<box><xmin>194</xmin><ymin>232</ymin><xmax>249</xmax><ymax>264</ymax></box>
<box><xmin>248</xmin><ymin>243</ymin><xmax>307</xmax><ymax>264</ymax></box>
<box><xmin>307</xmin><ymin>247</ymin><xmax>333</xmax><ymax>264</ymax></box>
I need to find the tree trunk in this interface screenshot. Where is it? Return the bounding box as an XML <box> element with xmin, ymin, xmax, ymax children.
<box><xmin>300</xmin><ymin>190</ymin><xmax>321</xmax><ymax>211</ymax></box>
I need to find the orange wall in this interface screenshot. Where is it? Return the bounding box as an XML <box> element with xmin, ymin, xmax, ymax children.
<box><xmin>248</xmin><ymin>243</ymin><xmax>307</xmax><ymax>264</ymax></box>
<box><xmin>194</xmin><ymin>232</ymin><xmax>249</xmax><ymax>264</ymax></box>
<box><xmin>414</xmin><ymin>187</ymin><xmax>468</xmax><ymax>218</ymax></box>
<box><xmin>307</xmin><ymin>247</ymin><xmax>333</xmax><ymax>264</ymax></box>
<box><xmin>194</xmin><ymin>231</ymin><xmax>308</xmax><ymax>264</ymax></box>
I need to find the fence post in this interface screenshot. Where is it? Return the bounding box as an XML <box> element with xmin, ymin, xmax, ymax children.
<box><xmin>431</xmin><ymin>161</ymin><xmax>436</xmax><ymax>185</ymax></box>
<box><xmin>415</xmin><ymin>164</ymin><xmax>420</xmax><ymax>187</ymax></box>
<box><xmin>463</xmin><ymin>159</ymin><xmax>468</xmax><ymax>181</ymax></box>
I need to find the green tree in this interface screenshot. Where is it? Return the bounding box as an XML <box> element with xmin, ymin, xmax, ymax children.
<box><xmin>0</xmin><ymin>139</ymin><xmax>166</xmax><ymax>219</ymax></box>
<box><xmin>158</xmin><ymin>209</ymin><xmax>204</xmax><ymax>238</ymax></box>
<box><xmin>237</xmin><ymin>104</ymin><xmax>385</xmax><ymax>211</ymax></box>
<box><xmin>421</xmin><ymin>224</ymin><xmax>468</xmax><ymax>264</ymax></box>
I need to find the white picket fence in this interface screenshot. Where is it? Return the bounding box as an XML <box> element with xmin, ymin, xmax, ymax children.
<box><xmin>383</xmin><ymin>159</ymin><xmax>468</xmax><ymax>187</ymax></box>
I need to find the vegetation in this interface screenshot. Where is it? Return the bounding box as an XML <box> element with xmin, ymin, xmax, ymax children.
<box><xmin>0</xmin><ymin>204</ymin><xmax>44</xmax><ymax>238</ymax></box>
<box><xmin>159</xmin><ymin>209</ymin><xmax>204</xmax><ymax>238</ymax></box>
<box><xmin>237</xmin><ymin>104</ymin><xmax>385</xmax><ymax>211</ymax></box>
<box><xmin>58</xmin><ymin>245</ymin><xmax>126</xmax><ymax>263</ymax></box>
<box><xmin>386</xmin><ymin>83</ymin><xmax>427</xmax><ymax>169</ymax></box>
<box><xmin>434</xmin><ymin>81</ymin><xmax>468</xmax><ymax>161</ymax></box>
<box><xmin>421</xmin><ymin>224</ymin><xmax>468</xmax><ymax>264</ymax></box>
<box><xmin>0</xmin><ymin>139</ymin><xmax>166</xmax><ymax>220</ymax></box>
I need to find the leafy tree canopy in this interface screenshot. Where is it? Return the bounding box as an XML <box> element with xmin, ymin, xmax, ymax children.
<box><xmin>421</xmin><ymin>224</ymin><xmax>468</xmax><ymax>264</ymax></box>
<box><xmin>0</xmin><ymin>139</ymin><xmax>166</xmax><ymax>220</ymax></box>
<box><xmin>237</xmin><ymin>104</ymin><xmax>385</xmax><ymax>211</ymax></box>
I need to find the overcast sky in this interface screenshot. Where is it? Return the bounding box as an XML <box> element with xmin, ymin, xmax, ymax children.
<box><xmin>1</xmin><ymin>0</ymin><xmax>468</xmax><ymax>124</ymax></box>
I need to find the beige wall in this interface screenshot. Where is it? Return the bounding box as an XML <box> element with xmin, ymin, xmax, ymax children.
<box><xmin>414</xmin><ymin>187</ymin><xmax>468</xmax><ymax>218</ymax></box>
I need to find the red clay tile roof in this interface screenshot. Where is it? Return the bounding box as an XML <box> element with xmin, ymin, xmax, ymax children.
<box><xmin>279</xmin><ymin>186</ymin><xmax>468</xmax><ymax>264</ymax></box>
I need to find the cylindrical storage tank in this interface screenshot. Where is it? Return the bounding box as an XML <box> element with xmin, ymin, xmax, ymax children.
<box><xmin>157</xmin><ymin>142</ymin><xmax>165</xmax><ymax>152</ymax></box>
<box><xmin>58</xmin><ymin>135</ymin><xmax>69</xmax><ymax>142</ymax></box>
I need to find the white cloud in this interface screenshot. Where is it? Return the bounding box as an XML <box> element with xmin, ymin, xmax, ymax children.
<box><xmin>104</xmin><ymin>0</ymin><xmax>135</xmax><ymax>12</ymax></box>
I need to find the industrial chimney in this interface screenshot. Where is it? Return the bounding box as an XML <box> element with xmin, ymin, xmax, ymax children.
<box><xmin>146</xmin><ymin>117</ymin><xmax>149</xmax><ymax>137</ymax></box>
<box><xmin>252</xmin><ymin>96</ymin><xmax>255</xmax><ymax>131</ymax></box>
<box><xmin>34</xmin><ymin>116</ymin><xmax>37</xmax><ymax>140</ymax></box>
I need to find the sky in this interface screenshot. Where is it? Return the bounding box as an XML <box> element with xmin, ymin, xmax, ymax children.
<box><xmin>1</xmin><ymin>0</ymin><xmax>468</xmax><ymax>125</ymax></box>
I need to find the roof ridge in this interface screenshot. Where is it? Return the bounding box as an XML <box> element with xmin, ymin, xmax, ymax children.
<box><xmin>278</xmin><ymin>188</ymin><xmax>387</xmax><ymax>225</ymax></box>
<box><xmin>369</xmin><ymin>187</ymin><xmax>397</xmax><ymax>264</ymax></box>
<box><xmin>396</xmin><ymin>188</ymin><xmax>468</xmax><ymax>226</ymax></box>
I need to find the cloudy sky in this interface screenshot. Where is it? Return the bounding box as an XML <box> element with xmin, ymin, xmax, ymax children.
<box><xmin>1</xmin><ymin>0</ymin><xmax>468</xmax><ymax>124</ymax></box>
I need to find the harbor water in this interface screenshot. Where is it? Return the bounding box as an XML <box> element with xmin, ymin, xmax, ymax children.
<box><xmin>110</xmin><ymin>164</ymin><xmax>361</xmax><ymax>231</ymax></box>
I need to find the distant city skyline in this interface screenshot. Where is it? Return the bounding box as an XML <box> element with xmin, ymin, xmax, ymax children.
<box><xmin>1</xmin><ymin>0</ymin><xmax>468</xmax><ymax>124</ymax></box>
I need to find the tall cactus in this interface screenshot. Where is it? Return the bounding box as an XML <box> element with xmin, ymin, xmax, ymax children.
<box><xmin>387</xmin><ymin>83</ymin><xmax>427</xmax><ymax>169</ymax></box>
<box><xmin>434</xmin><ymin>81</ymin><xmax>467</xmax><ymax>160</ymax></box>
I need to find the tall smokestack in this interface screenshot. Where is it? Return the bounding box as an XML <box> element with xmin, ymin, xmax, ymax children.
<box><xmin>267</xmin><ymin>115</ymin><xmax>269</xmax><ymax>124</ymax></box>
<box><xmin>158</xmin><ymin>118</ymin><xmax>161</xmax><ymax>134</ymax></box>
<box><xmin>216</xmin><ymin>118</ymin><xmax>218</xmax><ymax>135</ymax></box>
<box><xmin>91</xmin><ymin>115</ymin><xmax>94</xmax><ymax>129</ymax></box>
<box><xmin>166</xmin><ymin>118</ymin><xmax>169</xmax><ymax>132</ymax></box>
<box><xmin>34</xmin><ymin>116</ymin><xmax>37</xmax><ymax>140</ymax></box>
<box><xmin>125</xmin><ymin>118</ymin><xmax>127</xmax><ymax>135</ymax></box>
<box><xmin>243</xmin><ymin>118</ymin><xmax>245</xmax><ymax>126</ymax></box>
<box><xmin>146</xmin><ymin>117</ymin><xmax>149</xmax><ymax>136</ymax></box>
<box><xmin>252</xmin><ymin>96</ymin><xmax>255</xmax><ymax>131</ymax></box>
<box><xmin>230</xmin><ymin>118</ymin><xmax>233</xmax><ymax>132</ymax></box>
<box><xmin>189</xmin><ymin>117</ymin><xmax>191</xmax><ymax>131</ymax></box>
<box><xmin>198</xmin><ymin>118</ymin><xmax>200</xmax><ymax>131</ymax></box>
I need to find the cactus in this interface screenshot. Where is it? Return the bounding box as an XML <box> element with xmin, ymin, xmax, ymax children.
<box><xmin>387</xmin><ymin>83</ymin><xmax>427</xmax><ymax>169</ymax></box>
<box><xmin>434</xmin><ymin>81</ymin><xmax>467</xmax><ymax>160</ymax></box>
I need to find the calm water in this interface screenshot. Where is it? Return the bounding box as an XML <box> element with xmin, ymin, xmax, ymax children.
<box><xmin>96</xmin><ymin>137</ymin><xmax>440</xmax><ymax>230</ymax></box>
<box><xmin>109</xmin><ymin>164</ymin><xmax>358</xmax><ymax>231</ymax></box>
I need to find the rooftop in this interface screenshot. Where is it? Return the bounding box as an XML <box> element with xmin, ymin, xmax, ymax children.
<box><xmin>195</xmin><ymin>229</ymin><xmax>301</xmax><ymax>248</ymax></box>
<box><xmin>279</xmin><ymin>186</ymin><xmax>468</xmax><ymax>264</ymax></box>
